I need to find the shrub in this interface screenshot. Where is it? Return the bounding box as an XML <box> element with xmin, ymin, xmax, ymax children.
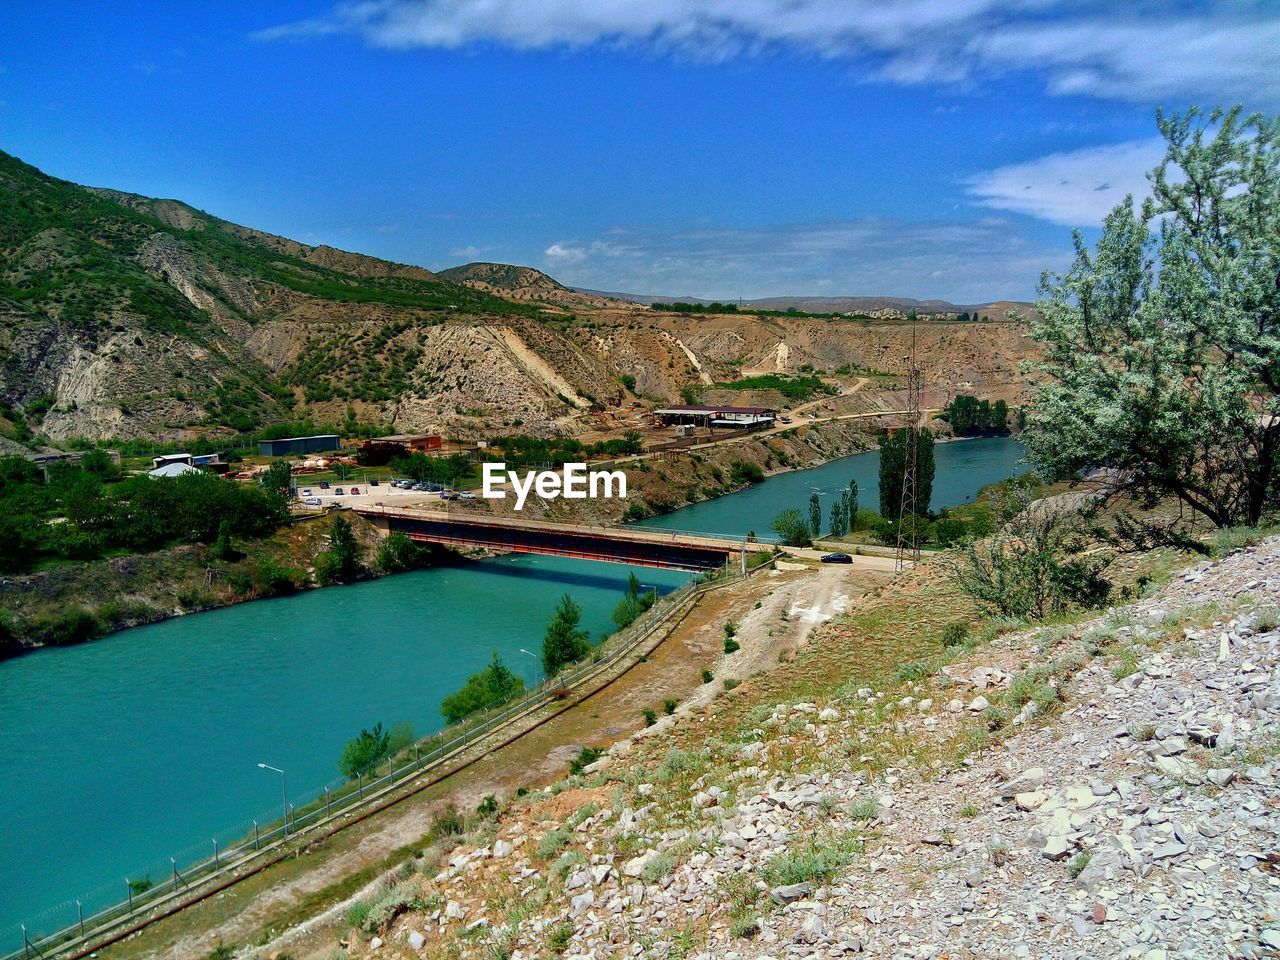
<box><xmin>568</xmin><ymin>746</ymin><xmax>604</xmax><ymax>775</ymax></box>
<box><xmin>941</xmin><ymin>622</ymin><xmax>970</xmax><ymax>648</ymax></box>
<box><xmin>701</xmin><ymin>668</ymin><xmax>714</xmax><ymax>684</ymax></box>
<box><xmin>362</xmin><ymin>881</ymin><xmax>423</xmax><ymax>932</ymax></box>
<box><xmin>729</xmin><ymin>460</ymin><xmax>765</xmax><ymax>485</ymax></box>
<box><xmin>345</xmin><ymin>901</ymin><xmax>371</xmax><ymax>929</ymax></box>
<box><xmin>723</xmin><ymin>637</ymin><xmax>740</xmax><ymax>654</ymax></box>
<box><xmin>338</xmin><ymin>723</ymin><xmax>392</xmax><ymax>780</ymax></box>
<box><xmin>640</xmin><ymin>851</ymin><xmax>676</xmax><ymax>883</ymax></box>
<box><xmin>762</xmin><ymin>842</ymin><xmax>848</xmax><ymax>886</ymax></box>
<box><xmin>374</xmin><ymin>530</ymin><xmax>426</xmax><ymax>573</ymax></box>
<box><xmin>440</xmin><ymin>653</ymin><xmax>526</xmax><ymax>724</ymax></box>
<box><xmin>547</xmin><ymin>922</ymin><xmax>574</xmax><ymax>953</ymax></box>
<box><xmin>663</xmin><ymin>698</ymin><xmax>677</xmax><ymax>715</ymax></box>
<box><xmin>722</xmin><ymin>677</ymin><xmax>740</xmax><ymax>691</ymax></box>
<box><xmin>642</xmin><ymin>707</ymin><xmax>657</xmax><ymax>726</ymax></box>
<box><xmin>770</xmin><ymin>508</ymin><xmax>812</xmax><ymax>547</ymax></box>
<box><xmin>538</xmin><ymin>828</ymin><xmax>572</xmax><ymax>858</ymax></box>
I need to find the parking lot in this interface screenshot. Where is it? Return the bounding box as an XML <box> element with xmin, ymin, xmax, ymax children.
<box><xmin>292</xmin><ymin>478</ymin><xmax>480</xmax><ymax>510</ymax></box>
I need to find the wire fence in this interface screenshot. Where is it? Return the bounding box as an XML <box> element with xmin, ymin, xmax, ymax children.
<box><xmin>1</xmin><ymin>554</ymin><xmax>772</xmax><ymax>960</ymax></box>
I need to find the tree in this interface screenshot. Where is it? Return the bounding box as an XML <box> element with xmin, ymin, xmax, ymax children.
<box><xmin>338</xmin><ymin>722</ymin><xmax>391</xmax><ymax>780</ymax></box>
<box><xmin>990</xmin><ymin>399</ymin><xmax>1009</xmax><ymax>434</ymax></box>
<box><xmin>829</xmin><ymin>499</ymin><xmax>846</xmax><ymax>538</ymax></box>
<box><xmin>331</xmin><ymin>461</ymin><xmax>354</xmax><ymax>482</ymax></box>
<box><xmin>261</xmin><ymin>460</ymin><xmax>293</xmax><ymax>504</ymax></box>
<box><xmin>440</xmin><ymin>653</ymin><xmax>526</xmax><ymax>724</ymax></box>
<box><xmin>542</xmin><ymin>593</ymin><xmax>591</xmax><ymax>676</ymax></box>
<box><xmin>808</xmin><ymin>492</ymin><xmax>822</xmax><ymax>538</ymax></box>
<box><xmin>844</xmin><ymin>479</ymin><xmax>859</xmax><ymax>529</ymax></box>
<box><xmin>316</xmin><ymin>515</ymin><xmax>361</xmax><ymax>584</ymax></box>
<box><xmin>374</xmin><ymin>530</ymin><xmax>424</xmax><ymax>573</ymax></box>
<box><xmin>879</xmin><ymin>428</ymin><xmax>936</xmax><ymax>520</ymax></box>
<box><xmin>611</xmin><ymin>571</ymin><xmax>657</xmax><ymax>629</ymax></box>
<box><xmin>1024</xmin><ymin>106</ymin><xmax>1280</xmax><ymax>530</ymax></box>
<box><xmin>770</xmin><ymin>508</ymin><xmax>812</xmax><ymax>547</ymax></box>
<box><xmin>943</xmin><ymin>484</ymin><xmax>1111</xmax><ymax>620</ymax></box>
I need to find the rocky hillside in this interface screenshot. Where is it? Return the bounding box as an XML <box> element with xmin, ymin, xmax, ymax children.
<box><xmin>0</xmin><ymin>150</ymin><xmax>1040</xmax><ymax>444</ymax></box>
<box><xmin>292</xmin><ymin>536</ymin><xmax>1280</xmax><ymax>960</ymax></box>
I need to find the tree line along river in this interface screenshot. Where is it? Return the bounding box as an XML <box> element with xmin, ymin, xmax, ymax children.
<box><xmin>0</xmin><ymin>436</ymin><xmax>1025</xmax><ymax>938</ymax></box>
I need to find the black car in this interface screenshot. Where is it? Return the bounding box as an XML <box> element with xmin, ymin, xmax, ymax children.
<box><xmin>820</xmin><ymin>552</ymin><xmax>853</xmax><ymax>564</ymax></box>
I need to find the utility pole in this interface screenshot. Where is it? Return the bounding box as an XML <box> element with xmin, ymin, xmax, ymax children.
<box><xmin>895</xmin><ymin>316</ymin><xmax>922</xmax><ymax>572</ymax></box>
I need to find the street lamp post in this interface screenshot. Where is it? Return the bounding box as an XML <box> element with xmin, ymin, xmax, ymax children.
<box><xmin>258</xmin><ymin>762</ymin><xmax>288</xmax><ymax>836</ymax></box>
<box><xmin>518</xmin><ymin>647</ymin><xmax>541</xmax><ymax>688</ymax></box>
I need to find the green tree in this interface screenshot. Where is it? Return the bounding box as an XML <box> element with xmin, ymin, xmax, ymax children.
<box><xmin>611</xmin><ymin>571</ymin><xmax>657</xmax><ymax>629</ymax></box>
<box><xmin>261</xmin><ymin>459</ymin><xmax>293</xmax><ymax>503</ymax></box>
<box><xmin>374</xmin><ymin>530</ymin><xmax>424</xmax><ymax>573</ymax></box>
<box><xmin>770</xmin><ymin>508</ymin><xmax>812</xmax><ymax>547</ymax></box>
<box><xmin>338</xmin><ymin>722</ymin><xmax>391</xmax><ymax>780</ymax></box>
<box><xmin>316</xmin><ymin>515</ymin><xmax>362</xmax><ymax>584</ymax></box>
<box><xmin>990</xmin><ymin>399</ymin><xmax>1009</xmax><ymax>434</ymax></box>
<box><xmin>440</xmin><ymin>653</ymin><xmax>527</xmax><ymax>724</ymax></box>
<box><xmin>808</xmin><ymin>492</ymin><xmax>822</xmax><ymax>538</ymax></box>
<box><xmin>844</xmin><ymin>479</ymin><xmax>859</xmax><ymax>529</ymax></box>
<box><xmin>879</xmin><ymin>428</ymin><xmax>936</xmax><ymax>520</ymax></box>
<box><xmin>331</xmin><ymin>461</ymin><xmax>354</xmax><ymax>482</ymax></box>
<box><xmin>829</xmin><ymin>499</ymin><xmax>846</xmax><ymax>538</ymax></box>
<box><xmin>542</xmin><ymin>593</ymin><xmax>591</xmax><ymax>676</ymax></box>
<box><xmin>1025</xmin><ymin>106</ymin><xmax>1280</xmax><ymax>530</ymax></box>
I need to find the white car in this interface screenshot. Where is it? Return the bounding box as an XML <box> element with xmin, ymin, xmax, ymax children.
<box><xmin>304</xmin><ymin>497</ymin><xmax>322</xmax><ymax>506</ymax></box>
<box><xmin>459</xmin><ymin>491</ymin><xmax>478</xmax><ymax>500</ymax></box>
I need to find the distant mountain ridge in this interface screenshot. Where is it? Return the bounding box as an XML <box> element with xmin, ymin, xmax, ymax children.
<box><xmin>571</xmin><ymin>287</ymin><xmax>1031</xmax><ymax>316</ymax></box>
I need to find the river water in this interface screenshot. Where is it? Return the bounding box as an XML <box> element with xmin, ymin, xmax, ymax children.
<box><xmin>0</xmin><ymin>436</ymin><xmax>1025</xmax><ymax>937</ymax></box>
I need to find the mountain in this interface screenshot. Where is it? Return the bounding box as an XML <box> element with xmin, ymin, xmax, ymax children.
<box><xmin>439</xmin><ymin>262</ymin><xmax>636</xmax><ymax>311</ymax></box>
<box><xmin>0</xmin><ymin>152</ymin><xmax>1038</xmax><ymax>444</ymax></box>
<box><xmin>573</xmin><ymin>288</ymin><xmax>1031</xmax><ymax>317</ymax></box>
<box><xmin>0</xmin><ymin>152</ymin><xmax>610</xmax><ymax>441</ymax></box>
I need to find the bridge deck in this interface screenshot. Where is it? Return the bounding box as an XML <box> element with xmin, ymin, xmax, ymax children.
<box><xmin>355</xmin><ymin>504</ymin><xmax>775</xmax><ymax>571</ymax></box>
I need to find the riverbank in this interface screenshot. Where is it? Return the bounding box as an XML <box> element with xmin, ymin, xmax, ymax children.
<box><xmin>0</xmin><ymin>419</ymin><xmax>878</xmax><ymax>658</ymax></box>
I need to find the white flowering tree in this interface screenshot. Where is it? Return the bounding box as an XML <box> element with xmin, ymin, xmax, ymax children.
<box><xmin>1025</xmin><ymin>106</ymin><xmax>1279</xmax><ymax>531</ymax></box>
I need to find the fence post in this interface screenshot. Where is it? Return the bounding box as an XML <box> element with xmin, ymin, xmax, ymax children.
<box><xmin>76</xmin><ymin>900</ymin><xmax>84</xmax><ymax>938</ymax></box>
<box><xmin>171</xmin><ymin>857</ymin><xmax>179</xmax><ymax>892</ymax></box>
<box><xmin>253</xmin><ymin>820</ymin><xmax>260</xmax><ymax>851</ymax></box>
<box><xmin>125</xmin><ymin>879</ymin><xmax>134</xmax><ymax>914</ymax></box>
<box><xmin>325</xmin><ymin>788</ymin><xmax>331</xmax><ymax>817</ymax></box>
<box><xmin>212</xmin><ymin>838</ymin><xmax>219</xmax><ymax>869</ymax></box>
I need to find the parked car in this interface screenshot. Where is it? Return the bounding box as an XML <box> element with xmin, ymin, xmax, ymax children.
<box><xmin>301</xmin><ymin>488</ymin><xmax>312</xmax><ymax>496</ymax></box>
<box><xmin>334</xmin><ymin>488</ymin><xmax>345</xmax><ymax>496</ymax></box>
<box><xmin>459</xmin><ymin>491</ymin><xmax>477</xmax><ymax>500</ymax></box>
<box><xmin>820</xmin><ymin>552</ymin><xmax>853</xmax><ymax>564</ymax></box>
<box><xmin>780</xmin><ymin>416</ymin><xmax>793</xmax><ymax>424</ymax></box>
<box><xmin>304</xmin><ymin>497</ymin><xmax>322</xmax><ymax>506</ymax></box>
<box><xmin>349</xmin><ymin>486</ymin><xmax>360</xmax><ymax>495</ymax></box>
<box><xmin>441</xmin><ymin>491</ymin><xmax>459</xmax><ymax>501</ymax></box>
<box><xmin>319</xmin><ymin>481</ymin><xmax>330</xmax><ymax>489</ymax></box>
<box><xmin>411</xmin><ymin>482</ymin><xmax>427</xmax><ymax>491</ymax></box>
<box><xmin>369</xmin><ymin>479</ymin><xmax>379</xmax><ymax>486</ymax></box>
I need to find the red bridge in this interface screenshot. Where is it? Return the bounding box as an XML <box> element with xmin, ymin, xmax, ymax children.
<box><xmin>355</xmin><ymin>505</ymin><xmax>772</xmax><ymax>572</ymax></box>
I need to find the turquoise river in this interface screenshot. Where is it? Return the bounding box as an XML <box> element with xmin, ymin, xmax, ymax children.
<box><xmin>0</xmin><ymin>436</ymin><xmax>1025</xmax><ymax>938</ymax></box>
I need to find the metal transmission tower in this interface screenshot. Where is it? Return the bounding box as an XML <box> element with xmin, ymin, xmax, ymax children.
<box><xmin>895</xmin><ymin>318</ymin><xmax>923</xmax><ymax>572</ymax></box>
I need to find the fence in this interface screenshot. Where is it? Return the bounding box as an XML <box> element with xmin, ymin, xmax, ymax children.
<box><xmin>1</xmin><ymin>553</ymin><xmax>773</xmax><ymax>960</ymax></box>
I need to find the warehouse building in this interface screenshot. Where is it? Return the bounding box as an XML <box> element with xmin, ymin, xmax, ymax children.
<box><xmin>257</xmin><ymin>434</ymin><xmax>341</xmax><ymax>457</ymax></box>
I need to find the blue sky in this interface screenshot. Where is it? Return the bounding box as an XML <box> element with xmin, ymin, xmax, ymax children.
<box><xmin>1</xmin><ymin>1</ymin><xmax>1276</xmax><ymax>301</ymax></box>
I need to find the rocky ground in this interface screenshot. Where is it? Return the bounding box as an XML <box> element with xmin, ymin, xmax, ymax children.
<box><xmin>304</xmin><ymin>536</ymin><xmax>1279</xmax><ymax>960</ymax></box>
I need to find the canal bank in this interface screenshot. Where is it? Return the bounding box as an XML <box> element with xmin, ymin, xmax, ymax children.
<box><xmin>0</xmin><ymin>435</ymin><xmax>1026</xmax><ymax>946</ymax></box>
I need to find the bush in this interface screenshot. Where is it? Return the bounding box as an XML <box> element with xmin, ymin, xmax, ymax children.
<box><xmin>641</xmin><ymin>707</ymin><xmax>657</xmax><ymax>726</ymax></box>
<box><xmin>770</xmin><ymin>508</ymin><xmax>812</xmax><ymax>547</ymax></box>
<box><xmin>362</xmin><ymin>881</ymin><xmax>423</xmax><ymax>933</ymax></box>
<box><xmin>729</xmin><ymin>460</ymin><xmax>765</xmax><ymax>485</ymax></box>
<box><xmin>941</xmin><ymin>622</ymin><xmax>970</xmax><ymax>648</ymax></box>
<box><xmin>440</xmin><ymin>653</ymin><xmax>526</xmax><ymax>724</ymax></box>
<box><xmin>32</xmin><ymin>606</ymin><xmax>103</xmax><ymax>646</ymax></box>
<box><xmin>338</xmin><ymin>723</ymin><xmax>391</xmax><ymax>780</ymax></box>
<box><xmin>568</xmin><ymin>746</ymin><xmax>604</xmax><ymax>775</ymax></box>
<box><xmin>762</xmin><ymin>842</ymin><xmax>848</xmax><ymax>886</ymax></box>
<box><xmin>640</xmin><ymin>851</ymin><xmax>676</xmax><ymax>882</ymax></box>
<box><xmin>663</xmin><ymin>698</ymin><xmax>677</xmax><ymax>715</ymax></box>
<box><xmin>722</xmin><ymin>677</ymin><xmax>740</xmax><ymax>691</ymax></box>
<box><xmin>944</xmin><ymin>485</ymin><xmax>1112</xmax><ymax>620</ymax></box>
<box><xmin>542</xmin><ymin>594</ymin><xmax>591</xmax><ymax>676</ymax></box>
<box><xmin>255</xmin><ymin>558</ymin><xmax>304</xmax><ymax>595</ymax></box>
<box><xmin>723</xmin><ymin>637</ymin><xmax>740</xmax><ymax>654</ymax></box>
<box><xmin>701</xmin><ymin>668</ymin><xmax>713</xmax><ymax>684</ymax></box>
<box><xmin>374</xmin><ymin>530</ymin><xmax>427</xmax><ymax>573</ymax></box>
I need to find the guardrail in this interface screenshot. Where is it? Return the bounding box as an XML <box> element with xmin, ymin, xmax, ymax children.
<box><xmin>1</xmin><ymin>553</ymin><xmax>775</xmax><ymax>960</ymax></box>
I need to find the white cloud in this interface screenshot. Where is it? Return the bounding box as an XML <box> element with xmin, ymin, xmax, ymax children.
<box><xmin>965</xmin><ymin>138</ymin><xmax>1165</xmax><ymax>226</ymax></box>
<box><xmin>256</xmin><ymin>1</ymin><xmax>1280</xmax><ymax>104</ymax></box>
<box><xmin>543</xmin><ymin>242</ymin><xmax>588</xmax><ymax>264</ymax></box>
<box><xmin>533</xmin><ymin>217</ymin><xmax>1070</xmax><ymax>301</ymax></box>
